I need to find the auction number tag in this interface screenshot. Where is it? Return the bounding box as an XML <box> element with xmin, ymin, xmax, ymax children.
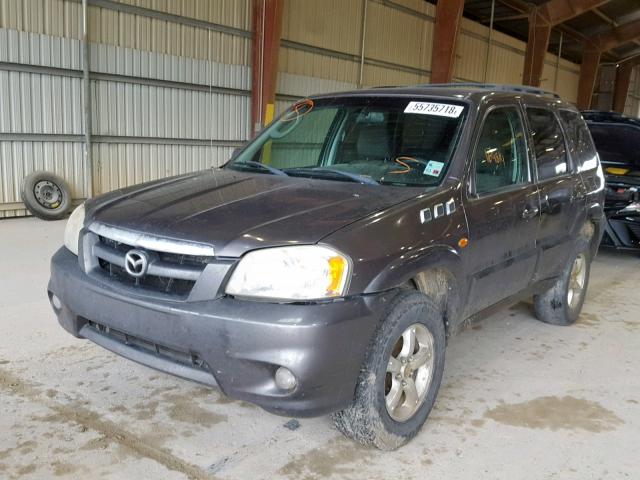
<box><xmin>404</xmin><ymin>101</ymin><xmax>464</xmax><ymax>118</ymax></box>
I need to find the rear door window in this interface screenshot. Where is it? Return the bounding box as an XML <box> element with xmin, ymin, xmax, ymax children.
<box><xmin>526</xmin><ymin>108</ymin><xmax>568</xmax><ymax>180</ymax></box>
<box><xmin>558</xmin><ymin>110</ymin><xmax>598</xmax><ymax>171</ymax></box>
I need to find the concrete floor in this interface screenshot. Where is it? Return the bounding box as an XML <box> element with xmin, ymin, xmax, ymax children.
<box><xmin>1</xmin><ymin>217</ymin><xmax>639</xmax><ymax>480</ymax></box>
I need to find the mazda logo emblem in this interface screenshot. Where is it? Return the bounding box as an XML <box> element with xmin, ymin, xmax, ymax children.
<box><xmin>124</xmin><ymin>249</ymin><xmax>149</xmax><ymax>278</ymax></box>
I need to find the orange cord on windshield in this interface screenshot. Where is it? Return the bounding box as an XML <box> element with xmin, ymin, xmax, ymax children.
<box><xmin>389</xmin><ymin>156</ymin><xmax>418</xmax><ymax>174</ymax></box>
<box><xmin>281</xmin><ymin>98</ymin><xmax>314</xmax><ymax>122</ymax></box>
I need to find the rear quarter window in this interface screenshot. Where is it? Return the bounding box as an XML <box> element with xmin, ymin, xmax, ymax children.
<box><xmin>558</xmin><ymin>110</ymin><xmax>599</xmax><ymax>171</ymax></box>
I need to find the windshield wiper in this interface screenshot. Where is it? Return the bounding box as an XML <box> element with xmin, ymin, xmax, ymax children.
<box><xmin>231</xmin><ymin>160</ymin><xmax>288</xmax><ymax>176</ymax></box>
<box><xmin>285</xmin><ymin>167</ymin><xmax>379</xmax><ymax>186</ymax></box>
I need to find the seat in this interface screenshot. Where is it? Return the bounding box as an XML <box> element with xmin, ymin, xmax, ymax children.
<box><xmin>356</xmin><ymin>124</ymin><xmax>392</xmax><ymax>162</ymax></box>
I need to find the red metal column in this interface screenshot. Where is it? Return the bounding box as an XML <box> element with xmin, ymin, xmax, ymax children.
<box><xmin>430</xmin><ymin>0</ymin><xmax>465</xmax><ymax>84</ymax></box>
<box><xmin>251</xmin><ymin>0</ymin><xmax>284</xmax><ymax>136</ymax></box>
<box><xmin>520</xmin><ymin>0</ymin><xmax>612</xmax><ymax>88</ymax></box>
<box><xmin>577</xmin><ymin>48</ymin><xmax>601</xmax><ymax>110</ymax></box>
<box><xmin>522</xmin><ymin>9</ymin><xmax>551</xmax><ymax>86</ymax></box>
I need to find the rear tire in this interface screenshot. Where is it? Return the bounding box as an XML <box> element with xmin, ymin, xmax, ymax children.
<box><xmin>21</xmin><ymin>171</ymin><xmax>72</xmax><ymax>221</ymax></box>
<box><xmin>332</xmin><ymin>290</ymin><xmax>445</xmax><ymax>450</ymax></box>
<box><xmin>533</xmin><ymin>241</ymin><xmax>591</xmax><ymax>326</ymax></box>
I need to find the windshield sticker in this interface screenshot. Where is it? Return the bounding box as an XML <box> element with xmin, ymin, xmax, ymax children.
<box><xmin>484</xmin><ymin>148</ymin><xmax>505</xmax><ymax>165</ymax></box>
<box><xmin>404</xmin><ymin>101</ymin><xmax>464</xmax><ymax>118</ymax></box>
<box><xmin>424</xmin><ymin>160</ymin><xmax>445</xmax><ymax>177</ymax></box>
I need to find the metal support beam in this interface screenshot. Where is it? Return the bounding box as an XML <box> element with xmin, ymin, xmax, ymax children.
<box><xmin>521</xmin><ymin>0</ymin><xmax>608</xmax><ymax>87</ymax></box>
<box><xmin>591</xmin><ymin>7</ymin><xmax>640</xmax><ymax>50</ymax></box>
<box><xmin>540</xmin><ymin>0</ymin><xmax>611</xmax><ymax>26</ymax></box>
<box><xmin>577</xmin><ymin>48</ymin><xmax>601</xmax><ymax>109</ymax></box>
<box><xmin>430</xmin><ymin>0</ymin><xmax>464</xmax><ymax>84</ymax></box>
<box><xmin>251</xmin><ymin>0</ymin><xmax>284</xmax><ymax>136</ymax></box>
<box><xmin>572</xmin><ymin>17</ymin><xmax>640</xmax><ymax>109</ymax></box>
<box><xmin>613</xmin><ymin>56</ymin><xmax>640</xmax><ymax>112</ymax></box>
<box><xmin>81</xmin><ymin>0</ymin><xmax>94</xmax><ymax>197</ymax></box>
<box><xmin>358</xmin><ymin>0</ymin><xmax>368</xmax><ymax>88</ymax></box>
<box><xmin>594</xmin><ymin>18</ymin><xmax>640</xmax><ymax>52</ymax></box>
<box><xmin>553</xmin><ymin>31</ymin><xmax>563</xmax><ymax>91</ymax></box>
<box><xmin>483</xmin><ymin>0</ymin><xmax>495</xmax><ymax>83</ymax></box>
<box><xmin>522</xmin><ymin>8</ymin><xmax>551</xmax><ymax>86</ymax></box>
<box><xmin>481</xmin><ymin>13</ymin><xmax>528</xmax><ymax>23</ymax></box>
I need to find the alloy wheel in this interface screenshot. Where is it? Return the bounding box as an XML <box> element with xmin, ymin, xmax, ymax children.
<box><xmin>385</xmin><ymin>323</ymin><xmax>435</xmax><ymax>422</ymax></box>
<box><xmin>567</xmin><ymin>253</ymin><xmax>586</xmax><ymax>310</ymax></box>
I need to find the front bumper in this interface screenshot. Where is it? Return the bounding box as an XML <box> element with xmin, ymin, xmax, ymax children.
<box><xmin>48</xmin><ymin>247</ymin><xmax>390</xmax><ymax>417</ymax></box>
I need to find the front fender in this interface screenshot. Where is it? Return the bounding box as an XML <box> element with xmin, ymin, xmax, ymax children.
<box><xmin>365</xmin><ymin>244</ymin><xmax>464</xmax><ymax>292</ymax></box>
<box><xmin>364</xmin><ymin>244</ymin><xmax>468</xmax><ymax>332</ymax></box>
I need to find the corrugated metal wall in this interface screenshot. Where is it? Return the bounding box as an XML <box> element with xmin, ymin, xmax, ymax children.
<box><xmin>278</xmin><ymin>0</ymin><xmax>581</xmax><ymax>101</ymax></box>
<box><xmin>1</xmin><ymin>0</ymin><xmax>256</xmax><ymax>217</ymax></box>
<box><xmin>624</xmin><ymin>66</ymin><xmax>640</xmax><ymax>118</ymax></box>
<box><xmin>1</xmin><ymin>0</ymin><xmax>584</xmax><ymax>218</ymax></box>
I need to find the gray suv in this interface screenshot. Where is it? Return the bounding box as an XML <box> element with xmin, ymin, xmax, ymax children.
<box><xmin>49</xmin><ymin>84</ymin><xmax>605</xmax><ymax>449</ymax></box>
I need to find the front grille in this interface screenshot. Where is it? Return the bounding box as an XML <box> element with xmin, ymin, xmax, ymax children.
<box><xmin>97</xmin><ymin>258</ymin><xmax>197</xmax><ymax>296</ymax></box>
<box><xmin>86</xmin><ymin>320</ymin><xmax>210</xmax><ymax>372</ymax></box>
<box><xmin>92</xmin><ymin>235</ymin><xmax>211</xmax><ymax>298</ymax></box>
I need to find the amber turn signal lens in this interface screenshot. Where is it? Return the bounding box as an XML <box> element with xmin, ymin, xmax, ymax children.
<box><xmin>328</xmin><ymin>256</ymin><xmax>347</xmax><ymax>295</ymax></box>
<box><xmin>458</xmin><ymin>237</ymin><xmax>469</xmax><ymax>248</ymax></box>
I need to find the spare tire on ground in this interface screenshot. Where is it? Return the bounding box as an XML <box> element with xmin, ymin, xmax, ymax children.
<box><xmin>21</xmin><ymin>171</ymin><xmax>73</xmax><ymax>221</ymax></box>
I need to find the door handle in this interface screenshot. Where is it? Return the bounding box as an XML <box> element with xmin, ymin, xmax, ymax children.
<box><xmin>521</xmin><ymin>206</ymin><xmax>539</xmax><ymax>219</ymax></box>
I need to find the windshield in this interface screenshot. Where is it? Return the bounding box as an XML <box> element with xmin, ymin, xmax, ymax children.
<box><xmin>226</xmin><ymin>96</ymin><xmax>467</xmax><ymax>187</ymax></box>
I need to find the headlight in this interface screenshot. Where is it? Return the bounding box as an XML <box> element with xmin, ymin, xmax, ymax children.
<box><xmin>64</xmin><ymin>203</ymin><xmax>86</xmax><ymax>255</ymax></box>
<box><xmin>226</xmin><ymin>245</ymin><xmax>351</xmax><ymax>301</ymax></box>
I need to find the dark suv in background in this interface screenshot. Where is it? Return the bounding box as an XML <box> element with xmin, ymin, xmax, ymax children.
<box><xmin>582</xmin><ymin>110</ymin><xmax>640</xmax><ymax>251</ymax></box>
<box><xmin>49</xmin><ymin>84</ymin><xmax>604</xmax><ymax>450</ymax></box>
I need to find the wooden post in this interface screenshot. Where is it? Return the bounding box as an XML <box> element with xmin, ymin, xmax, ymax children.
<box><xmin>522</xmin><ymin>9</ymin><xmax>551</xmax><ymax>86</ymax></box>
<box><xmin>251</xmin><ymin>0</ymin><xmax>284</xmax><ymax>136</ymax></box>
<box><xmin>430</xmin><ymin>0</ymin><xmax>464</xmax><ymax>84</ymax></box>
<box><xmin>577</xmin><ymin>48</ymin><xmax>601</xmax><ymax>110</ymax></box>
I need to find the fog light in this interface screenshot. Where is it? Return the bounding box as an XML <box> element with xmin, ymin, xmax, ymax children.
<box><xmin>51</xmin><ymin>294</ymin><xmax>62</xmax><ymax>310</ymax></box>
<box><xmin>275</xmin><ymin>367</ymin><xmax>297</xmax><ymax>390</ymax></box>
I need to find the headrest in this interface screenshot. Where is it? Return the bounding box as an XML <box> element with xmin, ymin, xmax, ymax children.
<box><xmin>357</xmin><ymin>124</ymin><xmax>391</xmax><ymax>159</ymax></box>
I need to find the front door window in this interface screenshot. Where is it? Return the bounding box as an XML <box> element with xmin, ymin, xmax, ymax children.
<box><xmin>473</xmin><ymin>107</ymin><xmax>529</xmax><ymax>195</ymax></box>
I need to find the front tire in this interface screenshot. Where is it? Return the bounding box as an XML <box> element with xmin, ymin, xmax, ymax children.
<box><xmin>533</xmin><ymin>242</ymin><xmax>591</xmax><ymax>326</ymax></box>
<box><xmin>332</xmin><ymin>290</ymin><xmax>445</xmax><ymax>450</ymax></box>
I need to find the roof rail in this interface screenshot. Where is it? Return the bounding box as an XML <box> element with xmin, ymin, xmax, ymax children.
<box><xmin>416</xmin><ymin>82</ymin><xmax>561</xmax><ymax>99</ymax></box>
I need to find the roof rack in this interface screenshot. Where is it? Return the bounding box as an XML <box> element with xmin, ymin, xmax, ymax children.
<box><xmin>416</xmin><ymin>83</ymin><xmax>561</xmax><ymax>99</ymax></box>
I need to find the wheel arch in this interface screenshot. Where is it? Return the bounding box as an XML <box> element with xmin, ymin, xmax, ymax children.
<box><xmin>365</xmin><ymin>245</ymin><xmax>467</xmax><ymax>337</ymax></box>
<box><xmin>583</xmin><ymin>202</ymin><xmax>605</xmax><ymax>258</ymax></box>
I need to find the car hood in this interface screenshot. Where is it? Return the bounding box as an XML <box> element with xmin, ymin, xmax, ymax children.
<box><xmin>86</xmin><ymin>169</ymin><xmax>418</xmax><ymax>257</ymax></box>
